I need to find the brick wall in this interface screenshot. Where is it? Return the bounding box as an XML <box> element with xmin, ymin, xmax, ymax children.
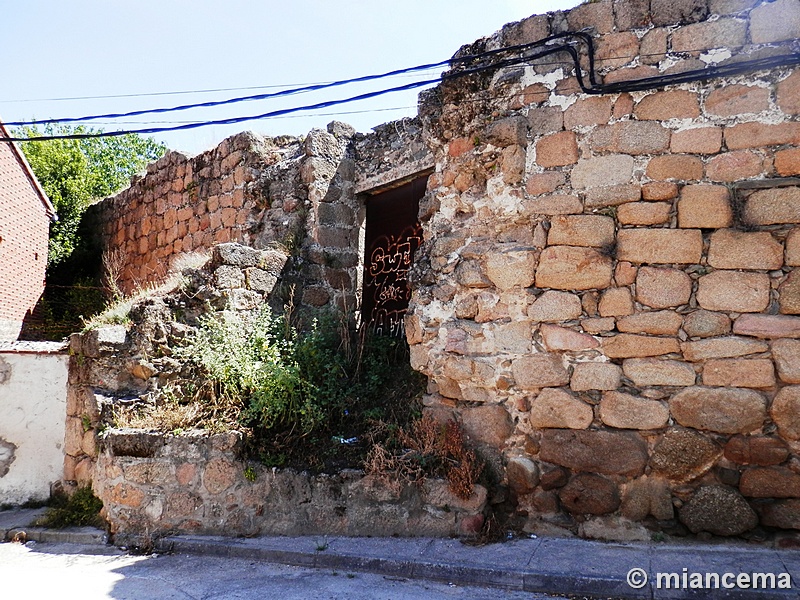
<box><xmin>407</xmin><ymin>0</ymin><xmax>800</xmax><ymax>539</ymax></box>
<box><xmin>0</xmin><ymin>138</ymin><xmax>51</xmax><ymax>340</ymax></box>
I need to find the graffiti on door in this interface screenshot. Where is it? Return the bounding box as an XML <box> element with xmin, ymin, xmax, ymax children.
<box><xmin>365</xmin><ymin>223</ymin><xmax>423</xmax><ymax>336</ymax></box>
<box><xmin>362</xmin><ymin>177</ymin><xmax>427</xmax><ymax>336</ymax></box>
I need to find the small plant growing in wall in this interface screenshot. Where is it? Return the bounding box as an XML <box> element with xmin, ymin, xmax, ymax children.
<box><xmin>81</xmin><ymin>414</ymin><xmax>93</xmax><ymax>433</ymax></box>
<box><xmin>184</xmin><ymin>180</ymin><xmax>199</xmax><ymax>200</ymax></box>
<box><xmin>243</xmin><ymin>465</ymin><xmax>258</xmax><ymax>482</ymax></box>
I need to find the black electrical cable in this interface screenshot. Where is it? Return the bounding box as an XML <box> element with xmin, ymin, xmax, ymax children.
<box><xmin>3</xmin><ymin>34</ymin><xmax>589</xmax><ymax>129</ymax></box>
<box><xmin>2</xmin><ymin>78</ymin><xmax>443</xmax><ymax>141</ymax></box>
<box><xmin>2</xmin><ymin>32</ymin><xmax>798</xmax><ymax>142</ymax></box>
<box><xmin>84</xmin><ymin>105</ymin><xmax>417</xmax><ymax>126</ymax></box>
<box><xmin>1</xmin><ymin>44</ymin><xmax>580</xmax><ymax>141</ymax></box>
<box><xmin>0</xmin><ymin>62</ymin><xmax>451</xmax><ymax>128</ymax></box>
<box><xmin>0</xmin><ymin>31</ymin><xmax>639</xmax><ymax>131</ymax></box>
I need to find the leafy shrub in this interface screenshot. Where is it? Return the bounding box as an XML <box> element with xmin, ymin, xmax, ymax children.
<box><xmin>17</xmin><ymin>124</ymin><xmax>166</xmax><ymax>268</ymax></box>
<box><xmin>138</xmin><ymin>306</ymin><xmax>426</xmax><ymax>470</ymax></box>
<box><xmin>184</xmin><ymin>307</ymin><xmax>321</xmax><ymax>434</ymax></box>
<box><xmin>35</xmin><ymin>486</ymin><xmax>104</xmax><ymax>529</ymax></box>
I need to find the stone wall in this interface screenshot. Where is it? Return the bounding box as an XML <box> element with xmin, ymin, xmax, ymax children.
<box><xmin>95</xmin><ymin>429</ymin><xmax>486</xmax><ymax>542</ymax></box>
<box><xmin>354</xmin><ymin>117</ymin><xmax>433</xmax><ymax>194</ymax></box>
<box><xmin>80</xmin><ymin>0</ymin><xmax>800</xmax><ymax>541</ymax></box>
<box><xmin>90</xmin><ymin>120</ymin><xmax>433</xmax><ymax>318</ymax></box>
<box><xmin>406</xmin><ymin>0</ymin><xmax>800</xmax><ymax>539</ymax></box>
<box><xmin>0</xmin><ymin>344</ymin><xmax>68</xmax><ymax>504</ymax></box>
<box><xmin>89</xmin><ymin>132</ymin><xmax>290</xmax><ymax>295</ymax></box>
<box><xmin>64</xmin><ymin>242</ymin><xmax>485</xmax><ymax>541</ymax></box>
<box><xmin>64</xmin><ymin>243</ymin><xmax>289</xmax><ymax>488</ymax></box>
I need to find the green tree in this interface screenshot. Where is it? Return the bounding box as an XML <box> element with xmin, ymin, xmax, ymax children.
<box><xmin>17</xmin><ymin>124</ymin><xmax>166</xmax><ymax>267</ymax></box>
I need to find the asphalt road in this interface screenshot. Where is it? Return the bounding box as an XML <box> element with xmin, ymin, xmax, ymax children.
<box><xmin>0</xmin><ymin>541</ymin><xmax>564</xmax><ymax>600</ymax></box>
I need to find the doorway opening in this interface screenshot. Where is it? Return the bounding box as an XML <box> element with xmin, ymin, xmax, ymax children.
<box><xmin>361</xmin><ymin>176</ymin><xmax>427</xmax><ymax>336</ymax></box>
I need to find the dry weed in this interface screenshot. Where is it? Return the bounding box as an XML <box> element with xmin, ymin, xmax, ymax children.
<box><xmin>170</xmin><ymin>251</ymin><xmax>210</xmax><ymax>273</ymax></box>
<box><xmin>101</xmin><ymin>248</ymin><xmax>126</xmax><ymax>300</ymax></box>
<box><xmin>363</xmin><ymin>444</ymin><xmax>424</xmax><ymax>495</ymax></box>
<box><xmin>113</xmin><ymin>380</ymin><xmax>243</xmax><ymax>433</ymax></box>
<box><xmin>364</xmin><ymin>415</ymin><xmax>483</xmax><ymax>500</ymax></box>
<box><xmin>441</xmin><ymin>420</ymin><xmax>483</xmax><ymax>500</ymax></box>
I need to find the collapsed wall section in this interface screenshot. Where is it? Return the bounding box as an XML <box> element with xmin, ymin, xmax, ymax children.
<box><xmin>89</xmin><ymin>132</ymin><xmax>296</xmax><ymax>294</ymax></box>
<box><xmin>408</xmin><ymin>0</ymin><xmax>800</xmax><ymax>539</ymax></box>
<box><xmin>64</xmin><ymin>239</ymin><xmax>484</xmax><ymax>540</ymax></box>
<box><xmin>89</xmin><ymin>125</ymin><xmax>366</xmax><ymax>316</ymax></box>
<box><xmin>90</xmin><ymin>117</ymin><xmax>434</xmax><ymax>321</ymax></box>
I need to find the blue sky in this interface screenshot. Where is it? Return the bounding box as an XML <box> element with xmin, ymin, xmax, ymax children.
<box><xmin>4</xmin><ymin>1</ymin><xmax>581</xmax><ymax>154</ymax></box>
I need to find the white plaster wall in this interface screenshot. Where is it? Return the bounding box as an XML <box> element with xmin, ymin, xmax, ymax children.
<box><xmin>0</xmin><ymin>320</ymin><xmax>22</xmax><ymax>342</ymax></box>
<box><xmin>0</xmin><ymin>352</ymin><xmax>68</xmax><ymax>504</ymax></box>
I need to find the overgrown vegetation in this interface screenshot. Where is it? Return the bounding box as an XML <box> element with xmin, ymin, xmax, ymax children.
<box><xmin>17</xmin><ymin>124</ymin><xmax>166</xmax><ymax>269</ymax></box>
<box><xmin>34</xmin><ymin>486</ymin><xmax>104</xmax><ymax>529</ymax></box>
<box><xmin>115</xmin><ymin>306</ymin><xmax>428</xmax><ymax>472</ymax></box>
<box><xmin>16</xmin><ymin>125</ymin><xmax>166</xmax><ymax>340</ymax></box>
<box><xmin>365</xmin><ymin>415</ymin><xmax>484</xmax><ymax>500</ymax></box>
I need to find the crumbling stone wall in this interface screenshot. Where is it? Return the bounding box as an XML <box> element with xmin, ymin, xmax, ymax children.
<box><xmin>65</xmin><ymin>243</ymin><xmax>289</xmax><ymax>487</ymax></box>
<box><xmin>407</xmin><ymin>0</ymin><xmax>800</xmax><ymax>539</ymax></box>
<box><xmin>94</xmin><ymin>430</ymin><xmax>486</xmax><ymax>542</ymax></box>
<box><xmin>91</xmin><ymin>119</ymin><xmax>434</xmax><ymax>317</ymax></box>
<box><xmin>90</xmin><ymin>126</ymin><xmax>361</xmax><ymax>316</ymax></box>
<box><xmin>90</xmin><ymin>132</ymin><xmax>289</xmax><ymax>294</ymax></box>
<box><xmin>81</xmin><ymin>0</ymin><xmax>800</xmax><ymax>541</ymax></box>
<box><xmin>65</xmin><ymin>242</ymin><xmax>485</xmax><ymax>541</ymax></box>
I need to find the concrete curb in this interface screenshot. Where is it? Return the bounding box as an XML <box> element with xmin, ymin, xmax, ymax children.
<box><xmin>4</xmin><ymin>526</ymin><xmax>108</xmax><ymax>545</ymax></box>
<box><xmin>2</xmin><ymin>506</ymin><xmax>798</xmax><ymax>600</ymax></box>
<box><xmin>0</xmin><ymin>508</ymin><xmax>108</xmax><ymax>546</ymax></box>
<box><xmin>155</xmin><ymin>536</ymin><xmax>532</xmax><ymax>591</ymax></box>
<box><xmin>155</xmin><ymin>534</ymin><xmax>800</xmax><ymax>599</ymax></box>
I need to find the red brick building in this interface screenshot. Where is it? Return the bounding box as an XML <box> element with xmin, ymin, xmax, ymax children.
<box><xmin>0</xmin><ymin>122</ymin><xmax>56</xmax><ymax>340</ymax></box>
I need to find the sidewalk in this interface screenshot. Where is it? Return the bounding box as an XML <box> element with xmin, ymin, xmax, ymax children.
<box><xmin>2</xmin><ymin>507</ymin><xmax>799</xmax><ymax>599</ymax></box>
<box><xmin>0</xmin><ymin>507</ymin><xmax>107</xmax><ymax>546</ymax></box>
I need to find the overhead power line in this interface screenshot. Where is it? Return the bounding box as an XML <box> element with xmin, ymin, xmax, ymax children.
<box><xmin>3</xmin><ymin>78</ymin><xmax>442</xmax><ymax>141</ymax></box>
<box><xmin>0</xmin><ymin>81</ymin><xmax>338</xmax><ymax>104</ymax></box>
<box><xmin>2</xmin><ymin>33</ymin><xmax>799</xmax><ymax>143</ymax></box>
<box><xmin>1</xmin><ymin>62</ymin><xmax>449</xmax><ymax>128</ymax></box>
<box><xmin>0</xmin><ymin>71</ymin><xmax>436</xmax><ymax>104</ymax></box>
<box><xmin>9</xmin><ymin>36</ymin><xmax>793</xmax><ymax>130</ymax></box>
<box><xmin>82</xmin><ymin>105</ymin><xmax>417</xmax><ymax>126</ymax></box>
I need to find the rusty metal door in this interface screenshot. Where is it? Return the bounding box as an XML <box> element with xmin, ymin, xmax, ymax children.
<box><xmin>362</xmin><ymin>177</ymin><xmax>426</xmax><ymax>336</ymax></box>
